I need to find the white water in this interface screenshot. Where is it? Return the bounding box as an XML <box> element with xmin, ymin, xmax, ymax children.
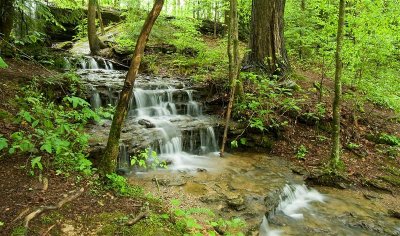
<box><xmin>130</xmin><ymin>86</ymin><xmax>218</xmax><ymax>170</ymax></box>
<box><xmin>90</xmin><ymin>89</ymin><xmax>102</xmax><ymax>109</ymax></box>
<box><xmin>79</xmin><ymin>56</ymin><xmax>114</xmax><ymax>70</ymax></box>
<box><xmin>260</xmin><ymin>184</ymin><xmax>325</xmax><ymax>236</ymax></box>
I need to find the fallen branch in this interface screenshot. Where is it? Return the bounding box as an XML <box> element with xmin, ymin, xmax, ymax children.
<box><xmin>41</xmin><ymin>224</ymin><xmax>56</xmax><ymax>236</ymax></box>
<box><xmin>12</xmin><ymin>207</ymin><xmax>31</xmax><ymax>223</ymax></box>
<box><xmin>125</xmin><ymin>211</ymin><xmax>149</xmax><ymax>226</ymax></box>
<box><xmin>24</xmin><ymin>188</ymin><xmax>84</xmax><ymax>228</ymax></box>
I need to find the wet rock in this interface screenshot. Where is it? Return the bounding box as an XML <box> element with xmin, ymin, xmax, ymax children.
<box><xmin>138</xmin><ymin>119</ymin><xmax>156</xmax><ymax>128</ymax></box>
<box><xmin>305</xmin><ymin>171</ymin><xmax>350</xmax><ymax>189</ymax></box>
<box><xmin>200</xmin><ymin>194</ymin><xmax>220</xmax><ymax>203</ymax></box>
<box><xmin>364</xmin><ymin>179</ymin><xmax>393</xmax><ymax>194</ymax></box>
<box><xmin>348</xmin><ymin>220</ymin><xmax>384</xmax><ymax>234</ymax></box>
<box><xmin>264</xmin><ymin>189</ymin><xmax>282</xmax><ymax>213</ymax></box>
<box><xmin>53</xmin><ymin>41</ymin><xmax>73</xmax><ymax>50</ymax></box>
<box><xmin>227</xmin><ymin>195</ymin><xmax>246</xmax><ymax>211</ymax></box>
<box><xmin>290</xmin><ymin>165</ymin><xmax>308</xmax><ymax>176</ymax></box>
<box><xmin>362</xmin><ymin>192</ymin><xmax>382</xmax><ymax>200</ymax></box>
<box><xmin>168</xmin><ymin>178</ymin><xmax>187</xmax><ymax>186</ymax></box>
<box><xmin>388</xmin><ymin>209</ymin><xmax>400</xmax><ymax>219</ymax></box>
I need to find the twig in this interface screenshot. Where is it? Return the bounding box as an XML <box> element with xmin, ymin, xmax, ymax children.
<box><xmin>23</xmin><ymin>188</ymin><xmax>84</xmax><ymax>228</ymax></box>
<box><xmin>12</xmin><ymin>207</ymin><xmax>31</xmax><ymax>223</ymax></box>
<box><xmin>125</xmin><ymin>211</ymin><xmax>149</xmax><ymax>226</ymax></box>
<box><xmin>41</xmin><ymin>224</ymin><xmax>56</xmax><ymax>236</ymax></box>
<box><xmin>154</xmin><ymin>177</ymin><xmax>160</xmax><ymax>192</ymax></box>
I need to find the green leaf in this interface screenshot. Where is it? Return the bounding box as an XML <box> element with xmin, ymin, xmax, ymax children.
<box><xmin>31</xmin><ymin>156</ymin><xmax>43</xmax><ymax>171</ymax></box>
<box><xmin>22</xmin><ymin>111</ymin><xmax>33</xmax><ymax>123</ymax></box>
<box><xmin>174</xmin><ymin>209</ymin><xmax>185</xmax><ymax>217</ymax></box>
<box><xmin>32</xmin><ymin>120</ymin><xmax>39</xmax><ymax>128</ymax></box>
<box><xmin>230</xmin><ymin>140</ymin><xmax>238</xmax><ymax>148</ymax></box>
<box><xmin>240</xmin><ymin>138</ymin><xmax>247</xmax><ymax>145</ymax></box>
<box><xmin>9</xmin><ymin>147</ymin><xmax>15</xmax><ymax>154</ymax></box>
<box><xmin>0</xmin><ymin>57</ymin><xmax>8</xmax><ymax>69</ymax></box>
<box><xmin>0</xmin><ymin>137</ymin><xmax>8</xmax><ymax>151</ymax></box>
<box><xmin>40</xmin><ymin>142</ymin><xmax>52</xmax><ymax>154</ymax></box>
<box><xmin>171</xmin><ymin>199</ymin><xmax>181</xmax><ymax>206</ymax></box>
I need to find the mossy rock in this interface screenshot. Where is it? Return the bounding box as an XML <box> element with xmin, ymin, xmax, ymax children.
<box><xmin>379</xmin><ymin>175</ymin><xmax>400</xmax><ymax>187</ymax></box>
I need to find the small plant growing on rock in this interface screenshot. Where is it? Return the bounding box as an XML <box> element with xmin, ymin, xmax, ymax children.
<box><xmin>296</xmin><ymin>145</ymin><xmax>308</xmax><ymax>160</ymax></box>
<box><xmin>130</xmin><ymin>148</ymin><xmax>167</xmax><ymax>170</ymax></box>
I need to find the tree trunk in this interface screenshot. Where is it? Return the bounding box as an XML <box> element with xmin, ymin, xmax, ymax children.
<box><xmin>100</xmin><ymin>0</ymin><xmax>164</xmax><ymax>175</ymax></box>
<box><xmin>96</xmin><ymin>0</ymin><xmax>105</xmax><ymax>35</ymax></box>
<box><xmin>0</xmin><ymin>0</ymin><xmax>15</xmax><ymax>52</ymax></box>
<box><xmin>247</xmin><ymin>0</ymin><xmax>289</xmax><ymax>76</ymax></box>
<box><xmin>299</xmin><ymin>0</ymin><xmax>305</xmax><ymax>59</ymax></box>
<box><xmin>213</xmin><ymin>1</ymin><xmax>218</xmax><ymax>38</ymax></box>
<box><xmin>88</xmin><ymin>0</ymin><xmax>106</xmax><ymax>55</ymax></box>
<box><xmin>330</xmin><ymin>0</ymin><xmax>345</xmax><ymax>169</ymax></box>
<box><xmin>220</xmin><ymin>0</ymin><xmax>239</xmax><ymax>157</ymax></box>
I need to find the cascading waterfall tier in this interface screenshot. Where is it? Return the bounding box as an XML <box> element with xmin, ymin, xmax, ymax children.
<box><xmin>78</xmin><ymin>68</ymin><xmax>220</xmax><ymax>171</ymax></box>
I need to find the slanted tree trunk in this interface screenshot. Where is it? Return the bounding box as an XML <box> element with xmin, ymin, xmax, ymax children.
<box><xmin>220</xmin><ymin>0</ymin><xmax>239</xmax><ymax>157</ymax></box>
<box><xmin>0</xmin><ymin>0</ymin><xmax>15</xmax><ymax>52</ymax></box>
<box><xmin>100</xmin><ymin>0</ymin><xmax>164</xmax><ymax>175</ymax></box>
<box><xmin>96</xmin><ymin>0</ymin><xmax>105</xmax><ymax>35</ymax></box>
<box><xmin>330</xmin><ymin>0</ymin><xmax>345</xmax><ymax>169</ymax></box>
<box><xmin>246</xmin><ymin>0</ymin><xmax>289</xmax><ymax>76</ymax></box>
<box><xmin>88</xmin><ymin>0</ymin><xmax>106</xmax><ymax>55</ymax></box>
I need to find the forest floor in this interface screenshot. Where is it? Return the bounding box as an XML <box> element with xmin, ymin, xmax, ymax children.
<box><xmin>1</xmin><ymin>48</ymin><xmax>400</xmax><ymax>234</ymax></box>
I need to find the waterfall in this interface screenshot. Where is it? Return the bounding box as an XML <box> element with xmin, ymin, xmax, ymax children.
<box><xmin>88</xmin><ymin>57</ymin><xmax>99</xmax><ymax>69</ymax></box>
<box><xmin>259</xmin><ymin>216</ymin><xmax>282</xmax><ymax>236</ymax></box>
<box><xmin>260</xmin><ymin>184</ymin><xmax>325</xmax><ymax>235</ymax></box>
<box><xmin>77</xmin><ymin>64</ymin><xmax>219</xmax><ymax>170</ymax></box>
<box><xmin>90</xmin><ymin>89</ymin><xmax>101</xmax><ymax>109</ymax></box>
<box><xmin>276</xmin><ymin>184</ymin><xmax>325</xmax><ymax>219</ymax></box>
<box><xmin>186</xmin><ymin>90</ymin><xmax>201</xmax><ymax>116</ymax></box>
<box><xmin>118</xmin><ymin>144</ymin><xmax>130</xmax><ymax>169</ymax></box>
<box><xmin>79</xmin><ymin>56</ymin><xmax>114</xmax><ymax>70</ymax></box>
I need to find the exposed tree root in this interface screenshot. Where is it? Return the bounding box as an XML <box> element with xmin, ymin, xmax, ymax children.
<box><xmin>125</xmin><ymin>211</ymin><xmax>149</xmax><ymax>226</ymax></box>
<box><xmin>23</xmin><ymin>188</ymin><xmax>84</xmax><ymax>229</ymax></box>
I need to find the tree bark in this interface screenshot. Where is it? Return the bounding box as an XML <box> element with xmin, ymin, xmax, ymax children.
<box><xmin>100</xmin><ymin>0</ymin><xmax>164</xmax><ymax>175</ymax></box>
<box><xmin>0</xmin><ymin>0</ymin><xmax>15</xmax><ymax>52</ymax></box>
<box><xmin>88</xmin><ymin>0</ymin><xmax>106</xmax><ymax>55</ymax></box>
<box><xmin>247</xmin><ymin>0</ymin><xmax>289</xmax><ymax>76</ymax></box>
<box><xmin>96</xmin><ymin>0</ymin><xmax>105</xmax><ymax>35</ymax></box>
<box><xmin>330</xmin><ymin>0</ymin><xmax>345</xmax><ymax>169</ymax></box>
<box><xmin>213</xmin><ymin>1</ymin><xmax>218</xmax><ymax>38</ymax></box>
<box><xmin>220</xmin><ymin>0</ymin><xmax>239</xmax><ymax>157</ymax></box>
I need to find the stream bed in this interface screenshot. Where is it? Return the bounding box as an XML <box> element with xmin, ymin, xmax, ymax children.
<box><xmin>77</xmin><ymin>56</ymin><xmax>400</xmax><ymax>236</ymax></box>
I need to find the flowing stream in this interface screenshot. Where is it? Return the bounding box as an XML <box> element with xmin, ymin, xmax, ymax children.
<box><xmin>77</xmin><ymin>56</ymin><xmax>400</xmax><ymax>236</ymax></box>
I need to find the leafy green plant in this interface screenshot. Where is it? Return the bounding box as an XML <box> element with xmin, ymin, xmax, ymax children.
<box><xmin>105</xmin><ymin>173</ymin><xmax>143</xmax><ymax>197</ymax></box>
<box><xmin>378</xmin><ymin>133</ymin><xmax>400</xmax><ymax>146</ymax></box>
<box><xmin>170</xmin><ymin>199</ymin><xmax>245</xmax><ymax>235</ymax></box>
<box><xmin>0</xmin><ymin>57</ymin><xmax>8</xmax><ymax>68</ymax></box>
<box><xmin>235</xmin><ymin>73</ymin><xmax>300</xmax><ymax>133</ymax></box>
<box><xmin>346</xmin><ymin>142</ymin><xmax>360</xmax><ymax>150</ymax></box>
<box><xmin>130</xmin><ymin>148</ymin><xmax>167</xmax><ymax>170</ymax></box>
<box><xmin>5</xmin><ymin>76</ymin><xmax>99</xmax><ymax>175</ymax></box>
<box><xmin>0</xmin><ymin>135</ymin><xmax>9</xmax><ymax>152</ymax></box>
<box><xmin>296</xmin><ymin>145</ymin><xmax>308</xmax><ymax>159</ymax></box>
